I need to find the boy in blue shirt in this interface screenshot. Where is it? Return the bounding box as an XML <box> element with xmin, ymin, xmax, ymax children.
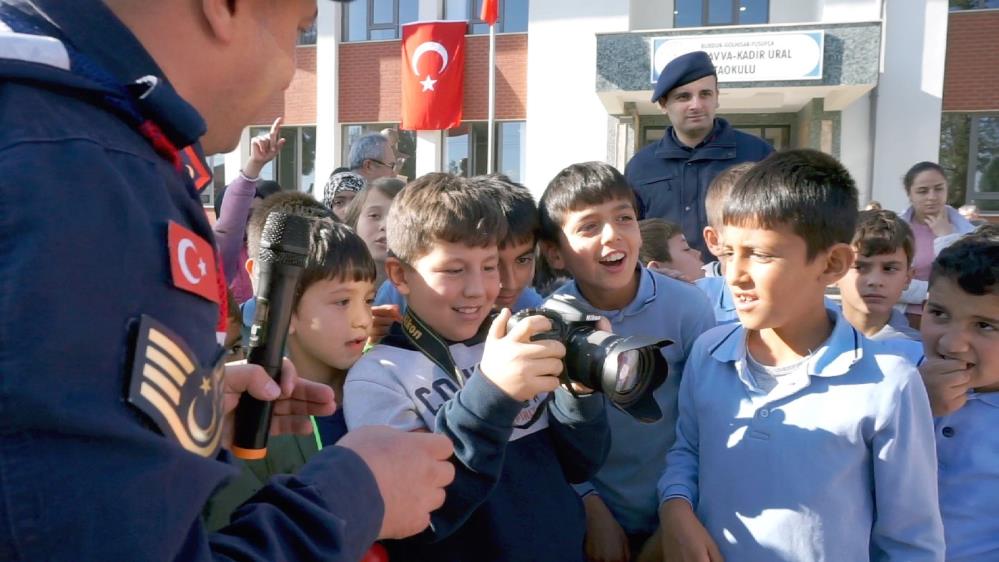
<box><xmin>538</xmin><ymin>162</ymin><xmax>715</xmax><ymax>560</ymax></box>
<box><xmin>835</xmin><ymin>210</ymin><xmax>920</xmax><ymax>342</ymax></box>
<box><xmin>344</xmin><ymin>173</ymin><xmax>610</xmax><ymax>561</ymax></box>
<box><xmin>658</xmin><ymin>149</ymin><xmax>944</xmax><ymax>561</ymax></box>
<box><xmin>919</xmin><ymin>226</ymin><xmax>999</xmax><ymax>561</ymax></box>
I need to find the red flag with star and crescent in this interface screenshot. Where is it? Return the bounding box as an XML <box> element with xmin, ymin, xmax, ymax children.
<box><xmin>401</xmin><ymin>21</ymin><xmax>466</xmax><ymax>131</ymax></box>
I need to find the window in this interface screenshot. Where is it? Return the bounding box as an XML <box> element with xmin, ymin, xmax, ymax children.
<box><xmin>674</xmin><ymin>0</ymin><xmax>769</xmax><ymax>28</ymax></box>
<box><xmin>247</xmin><ymin>125</ymin><xmax>317</xmax><ymax>192</ymax></box>
<box><xmin>949</xmin><ymin>0</ymin><xmax>999</xmax><ymax>10</ymax></box>
<box><xmin>445</xmin><ymin>0</ymin><xmax>529</xmax><ymax>34</ymax></box>
<box><xmin>203</xmin><ymin>153</ymin><xmax>227</xmax><ymax>210</ymax></box>
<box><xmin>342</xmin><ymin>124</ymin><xmax>418</xmax><ymax>181</ymax></box>
<box><xmin>446</xmin><ymin>121</ymin><xmax>526</xmax><ymax>182</ymax></box>
<box><xmin>940</xmin><ymin>112</ymin><xmax>999</xmax><ymax>212</ymax></box>
<box><xmin>343</xmin><ymin>0</ymin><xmax>419</xmax><ymax>42</ymax></box>
<box><xmin>298</xmin><ymin>21</ymin><xmax>318</xmax><ymax>45</ymax></box>
<box><xmin>735</xmin><ymin>126</ymin><xmax>790</xmax><ymax>151</ymax></box>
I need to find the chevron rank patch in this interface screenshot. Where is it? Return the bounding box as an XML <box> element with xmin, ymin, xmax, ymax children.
<box><xmin>127</xmin><ymin>315</ymin><xmax>225</xmax><ymax>458</ymax></box>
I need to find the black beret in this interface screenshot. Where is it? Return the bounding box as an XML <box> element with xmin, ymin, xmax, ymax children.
<box><xmin>651</xmin><ymin>50</ymin><xmax>717</xmax><ymax>103</ymax></box>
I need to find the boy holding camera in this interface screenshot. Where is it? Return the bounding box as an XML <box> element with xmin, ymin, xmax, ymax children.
<box><xmin>658</xmin><ymin>150</ymin><xmax>943</xmax><ymax>561</ymax></box>
<box><xmin>343</xmin><ymin>173</ymin><xmax>610</xmax><ymax>561</ymax></box>
<box><xmin>538</xmin><ymin>161</ymin><xmax>715</xmax><ymax>560</ymax></box>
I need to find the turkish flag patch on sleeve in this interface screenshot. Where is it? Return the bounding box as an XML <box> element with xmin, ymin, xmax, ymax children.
<box><xmin>168</xmin><ymin>221</ymin><xmax>220</xmax><ymax>304</ymax></box>
<box><xmin>400</xmin><ymin>21</ymin><xmax>466</xmax><ymax>131</ymax></box>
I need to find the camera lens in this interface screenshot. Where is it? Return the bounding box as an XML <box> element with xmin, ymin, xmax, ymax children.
<box><xmin>615</xmin><ymin>349</ymin><xmax>640</xmax><ymax>394</ymax></box>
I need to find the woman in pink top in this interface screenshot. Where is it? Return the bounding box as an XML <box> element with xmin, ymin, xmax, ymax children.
<box><xmin>900</xmin><ymin>161</ymin><xmax>975</xmax><ymax>323</ymax></box>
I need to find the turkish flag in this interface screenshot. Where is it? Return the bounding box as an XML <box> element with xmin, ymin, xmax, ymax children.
<box><xmin>167</xmin><ymin>221</ymin><xmax>220</xmax><ymax>304</ymax></box>
<box><xmin>401</xmin><ymin>21</ymin><xmax>466</xmax><ymax>131</ymax></box>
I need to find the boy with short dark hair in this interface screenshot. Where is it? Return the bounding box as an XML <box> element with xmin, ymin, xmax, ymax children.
<box><xmin>373</xmin><ymin>173</ymin><xmax>545</xmax><ymax>313</ymax></box>
<box><xmin>919</xmin><ymin>225</ymin><xmax>999</xmax><ymax>561</ymax></box>
<box><xmin>344</xmin><ymin>173</ymin><xmax>610</xmax><ymax>561</ymax></box>
<box><xmin>694</xmin><ymin>162</ymin><xmax>755</xmax><ymax>325</ymax></box>
<box><xmin>206</xmin><ymin>199</ymin><xmax>378</xmax><ymax>530</ymax></box>
<box><xmin>658</xmin><ymin>149</ymin><xmax>943</xmax><ymax>561</ymax></box>
<box><xmin>836</xmin><ymin>209</ymin><xmax>920</xmax><ymax>341</ymax></box>
<box><xmin>538</xmin><ymin>161</ymin><xmax>715</xmax><ymax>560</ymax></box>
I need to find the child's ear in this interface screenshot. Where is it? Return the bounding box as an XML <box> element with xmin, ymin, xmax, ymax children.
<box><xmin>646</xmin><ymin>260</ymin><xmax>662</xmax><ymax>270</ymax></box>
<box><xmin>384</xmin><ymin>257</ymin><xmax>411</xmax><ymax>296</ymax></box>
<box><xmin>245</xmin><ymin>258</ymin><xmax>255</xmax><ymax>276</ymax></box>
<box><xmin>821</xmin><ymin>243</ymin><xmax>854</xmax><ymax>284</ymax></box>
<box><xmin>702</xmin><ymin>226</ymin><xmax>721</xmax><ymax>257</ymax></box>
<box><xmin>541</xmin><ymin>240</ymin><xmax>566</xmax><ymax>270</ymax></box>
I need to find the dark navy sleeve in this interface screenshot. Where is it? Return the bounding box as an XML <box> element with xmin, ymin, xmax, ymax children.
<box><xmin>429</xmin><ymin>370</ymin><xmax>525</xmax><ymax>540</ymax></box>
<box><xmin>547</xmin><ymin>389</ymin><xmax>611</xmax><ymax>483</ymax></box>
<box><xmin>208</xmin><ymin>447</ymin><xmax>384</xmax><ymax>562</ymax></box>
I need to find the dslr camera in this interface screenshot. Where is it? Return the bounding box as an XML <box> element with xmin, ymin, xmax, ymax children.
<box><xmin>507</xmin><ymin>298</ymin><xmax>671</xmax><ymax>422</ymax></box>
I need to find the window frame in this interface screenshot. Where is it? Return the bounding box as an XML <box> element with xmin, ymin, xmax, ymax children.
<box><xmin>674</xmin><ymin>0</ymin><xmax>770</xmax><ymax>28</ymax></box>
<box><xmin>444</xmin><ymin>120</ymin><xmax>526</xmax><ymax>181</ymax></box>
<box><xmin>965</xmin><ymin>113</ymin><xmax>999</xmax><ymax>207</ymax></box>
<box><xmin>342</xmin><ymin>0</ymin><xmax>419</xmax><ymax>42</ymax></box>
<box><xmin>247</xmin><ymin>124</ymin><xmax>317</xmax><ymax>192</ymax></box>
<box><xmin>444</xmin><ymin>0</ymin><xmax>529</xmax><ymax>34</ymax></box>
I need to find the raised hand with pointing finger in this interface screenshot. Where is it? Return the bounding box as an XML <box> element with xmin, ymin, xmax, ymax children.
<box><xmin>243</xmin><ymin>116</ymin><xmax>286</xmax><ymax>179</ymax></box>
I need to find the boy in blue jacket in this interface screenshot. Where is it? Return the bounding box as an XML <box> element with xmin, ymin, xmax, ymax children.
<box><xmin>658</xmin><ymin>149</ymin><xmax>943</xmax><ymax>561</ymax></box>
<box><xmin>539</xmin><ymin>161</ymin><xmax>715</xmax><ymax>560</ymax></box>
<box><xmin>344</xmin><ymin>173</ymin><xmax>610</xmax><ymax>561</ymax></box>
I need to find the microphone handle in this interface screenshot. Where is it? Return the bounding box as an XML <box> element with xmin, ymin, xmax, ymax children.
<box><xmin>231</xmin><ymin>262</ymin><xmax>303</xmax><ymax>459</ymax></box>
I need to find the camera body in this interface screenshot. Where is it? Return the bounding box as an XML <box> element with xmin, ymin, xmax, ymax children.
<box><xmin>508</xmin><ymin>298</ymin><xmax>671</xmax><ymax>423</ymax></box>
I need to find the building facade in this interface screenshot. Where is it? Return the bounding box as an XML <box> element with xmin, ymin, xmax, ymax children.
<box><xmin>207</xmin><ymin>0</ymin><xmax>998</xmax><ymax>218</ymax></box>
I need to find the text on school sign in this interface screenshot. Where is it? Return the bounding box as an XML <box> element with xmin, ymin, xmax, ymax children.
<box><xmin>651</xmin><ymin>31</ymin><xmax>824</xmax><ymax>83</ymax></box>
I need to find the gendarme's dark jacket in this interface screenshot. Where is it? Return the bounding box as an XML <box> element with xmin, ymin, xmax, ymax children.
<box><xmin>624</xmin><ymin>118</ymin><xmax>773</xmax><ymax>254</ymax></box>
<box><xmin>0</xmin><ymin>1</ymin><xmax>381</xmax><ymax>560</ymax></box>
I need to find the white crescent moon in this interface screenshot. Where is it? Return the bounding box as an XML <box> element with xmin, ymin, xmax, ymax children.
<box><xmin>411</xmin><ymin>41</ymin><xmax>450</xmax><ymax>76</ymax></box>
<box><xmin>177</xmin><ymin>239</ymin><xmax>203</xmax><ymax>285</ymax></box>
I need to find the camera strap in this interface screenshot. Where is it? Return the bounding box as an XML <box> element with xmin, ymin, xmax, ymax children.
<box><xmin>399</xmin><ymin>309</ymin><xmax>476</xmax><ymax>387</ymax></box>
<box><xmin>400</xmin><ymin>309</ymin><xmax>550</xmax><ymax>430</ymax></box>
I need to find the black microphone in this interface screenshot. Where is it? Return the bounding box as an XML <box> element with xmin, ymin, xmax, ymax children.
<box><xmin>231</xmin><ymin>211</ymin><xmax>311</xmax><ymax>460</ymax></box>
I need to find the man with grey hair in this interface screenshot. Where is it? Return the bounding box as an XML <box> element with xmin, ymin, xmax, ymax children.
<box><xmin>349</xmin><ymin>132</ymin><xmax>398</xmax><ymax>183</ymax></box>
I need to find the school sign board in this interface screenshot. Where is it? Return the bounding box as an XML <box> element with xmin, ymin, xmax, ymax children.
<box><xmin>651</xmin><ymin>31</ymin><xmax>824</xmax><ymax>83</ymax></box>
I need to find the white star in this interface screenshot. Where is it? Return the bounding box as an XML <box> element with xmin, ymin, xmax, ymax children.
<box><xmin>420</xmin><ymin>75</ymin><xmax>437</xmax><ymax>92</ymax></box>
<box><xmin>197</xmin><ymin>258</ymin><xmax>207</xmax><ymax>277</ymax></box>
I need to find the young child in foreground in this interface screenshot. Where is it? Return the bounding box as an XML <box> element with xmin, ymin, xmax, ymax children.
<box><xmin>919</xmin><ymin>225</ymin><xmax>999</xmax><ymax>562</ymax></box>
<box><xmin>657</xmin><ymin>149</ymin><xmax>944</xmax><ymax>561</ymax></box>
<box><xmin>343</xmin><ymin>173</ymin><xmax>610</xmax><ymax>561</ymax></box>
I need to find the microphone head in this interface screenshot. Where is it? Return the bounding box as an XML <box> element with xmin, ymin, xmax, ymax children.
<box><xmin>259</xmin><ymin>212</ymin><xmax>311</xmax><ymax>267</ymax></box>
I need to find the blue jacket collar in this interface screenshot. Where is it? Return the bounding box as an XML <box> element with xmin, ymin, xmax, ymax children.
<box><xmin>969</xmin><ymin>391</ymin><xmax>999</xmax><ymax>409</ymax></box>
<box><xmin>654</xmin><ymin>117</ymin><xmax>738</xmax><ymax>160</ymax></box>
<box><xmin>15</xmin><ymin>0</ymin><xmax>206</xmax><ymax>148</ymax></box>
<box><xmin>709</xmin><ymin>309</ymin><xmax>864</xmax><ymax>388</ymax></box>
<box><xmin>556</xmin><ymin>267</ymin><xmax>658</xmax><ymax>322</ymax></box>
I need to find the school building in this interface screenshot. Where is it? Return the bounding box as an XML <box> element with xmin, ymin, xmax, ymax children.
<box><xmin>205</xmin><ymin>0</ymin><xmax>999</xmax><ymax>217</ymax></box>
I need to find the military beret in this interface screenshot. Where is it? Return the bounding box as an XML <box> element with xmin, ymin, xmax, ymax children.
<box><xmin>651</xmin><ymin>50</ymin><xmax>717</xmax><ymax>103</ymax></box>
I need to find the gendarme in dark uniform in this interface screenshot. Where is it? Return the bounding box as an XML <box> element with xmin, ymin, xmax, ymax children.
<box><xmin>0</xmin><ymin>1</ymin><xmax>382</xmax><ymax>560</ymax></box>
<box><xmin>625</xmin><ymin>51</ymin><xmax>773</xmax><ymax>255</ymax></box>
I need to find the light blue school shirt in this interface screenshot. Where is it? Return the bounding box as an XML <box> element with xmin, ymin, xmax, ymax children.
<box><xmin>936</xmin><ymin>392</ymin><xmax>999</xmax><ymax>562</ymax></box>
<box><xmin>552</xmin><ymin>267</ymin><xmax>716</xmax><ymax>535</ymax></box>
<box><xmin>694</xmin><ymin>276</ymin><xmax>738</xmax><ymax>325</ymax></box>
<box><xmin>374</xmin><ymin>280</ymin><xmax>544</xmax><ymax>313</ymax></box>
<box><xmin>659</xmin><ymin>311</ymin><xmax>944</xmax><ymax>562</ymax></box>
<box><xmin>872</xmin><ymin>309</ymin><xmax>921</xmax><ymax>342</ymax></box>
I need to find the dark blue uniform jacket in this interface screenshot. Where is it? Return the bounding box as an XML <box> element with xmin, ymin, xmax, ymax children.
<box><xmin>0</xmin><ymin>1</ymin><xmax>382</xmax><ymax>560</ymax></box>
<box><xmin>624</xmin><ymin>118</ymin><xmax>773</xmax><ymax>254</ymax></box>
